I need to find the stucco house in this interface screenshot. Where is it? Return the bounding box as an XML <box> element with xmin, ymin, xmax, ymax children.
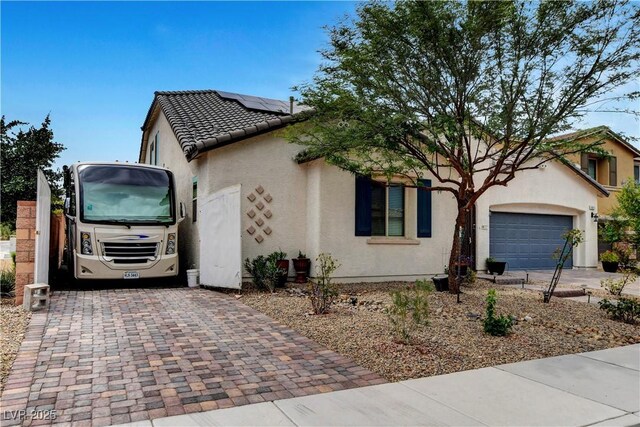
<box><xmin>560</xmin><ymin>126</ymin><xmax>640</xmax><ymax>216</ymax></box>
<box><xmin>139</xmin><ymin>90</ymin><xmax>608</xmax><ymax>287</ymax></box>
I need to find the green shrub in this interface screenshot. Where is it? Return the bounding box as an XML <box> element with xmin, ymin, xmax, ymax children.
<box><xmin>464</xmin><ymin>268</ymin><xmax>477</xmax><ymax>285</ymax></box>
<box><xmin>600</xmin><ymin>250</ymin><xmax>619</xmax><ymax>263</ymax></box>
<box><xmin>0</xmin><ymin>223</ymin><xmax>13</xmax><ymax>240</ymax></box>
<box><xmin>483</xmin><ymin>289</ymin><xmax>513</xmax><ymax>336</ymax></box>
<box><xmin>308</xmin><ymin>253</ymin><xmax>340</xmax><ymax>314</ymax></box>
<box><xmin>386</xmin><ymin>279</ymin><xmax>433</xmax><ymax>343</ymax></box>
<box><xmin>601</xmin><ymin>271</ymin><xmax>637</xmax><ymax>296</ymax></box>
<box><xmin>599</xmin><ymin>298</ymin><xmax>640</xmax><ymax>324</ymax></box>
<box><xmin>10</xmin><ymin>251</ymin><xmax>16</xmax><ymax>267</ymax></box>
<box><xmin>0</xmin><ymin>268</ymin><xmax>16</xmax><ymax>297</ymax></box>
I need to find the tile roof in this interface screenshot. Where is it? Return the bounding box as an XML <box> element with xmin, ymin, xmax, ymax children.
<box><xmin>140</xmin><ymin>90</ymin><xmax>309</xmax><ymax>161</ymax></box>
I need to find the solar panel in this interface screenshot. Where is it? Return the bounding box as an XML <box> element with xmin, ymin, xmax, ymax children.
<box><xmin>216</xmin><ymin>90</ymin><xmax>298</xmax><ymax>115</ymax></box>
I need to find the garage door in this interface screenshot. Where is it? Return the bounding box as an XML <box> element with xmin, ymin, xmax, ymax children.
<box><xmin>490</xmin><ymin>212</ymin><xmax>573</xmax><ymax>270</ymax></box>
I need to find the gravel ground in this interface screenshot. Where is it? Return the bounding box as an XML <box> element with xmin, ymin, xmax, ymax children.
<box><xmin>0</xmin><ymin>299</ymin><xmax>31</xmax><ymax>393</ymax></box>
<box><xmin>242</xmin><ymin>280</ymin><xmax>640</xmax><ymax>382</ymax></box>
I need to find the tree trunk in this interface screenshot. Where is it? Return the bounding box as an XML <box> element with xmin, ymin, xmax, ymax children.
<box><xmin>447</xmin><ymin>208</ymin><xmax>467</xmax><ymax>294</ymax></box>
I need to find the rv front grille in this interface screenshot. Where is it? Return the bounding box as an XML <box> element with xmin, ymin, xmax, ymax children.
<box><xmin>102</xmin><ymin>242</ymin><xmax>159</xmax><ymax>260</ymax></box>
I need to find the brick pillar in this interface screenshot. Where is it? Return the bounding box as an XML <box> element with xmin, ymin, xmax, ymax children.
<box><xmin>15</xmin><ymin>200</ymin><xmax>37</xmax><ymax>306</ymax></box>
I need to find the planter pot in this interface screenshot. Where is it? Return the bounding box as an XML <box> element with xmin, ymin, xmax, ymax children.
<box><xmin>486</xmin><ymin>261</ymin><xmax>506</xmax><ymax>275</ymax></box>
<box><xmin>276</xmin><ymin>260</ymin><xmax>289</xmax><ymax>287</ymax></box>
<box><xmin>602</xmin><ymin>261</ymin><xmax>619</xmax><ymax>273</ymax></box>
<box><xmin>292</xmin><ymin>258</ymin><xmax>311</xmax><ymax>283</ymax></box>
<box><xmin>432</xmin><ymin>276</ymin><xmax>449</xmax><ymax>292</ymax></box>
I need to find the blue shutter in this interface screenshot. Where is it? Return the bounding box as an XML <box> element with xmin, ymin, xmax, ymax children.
<box><xmin>417</xmin><ymin>179</ymin><xmax>432</xmax><ymax>238</ymax></box>
<box><xmin>355</xmin><ymin>175</ymin><xmax>372</xmax><ymax>236</ymax></box>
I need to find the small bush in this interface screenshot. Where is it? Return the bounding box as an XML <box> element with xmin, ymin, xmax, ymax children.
<box><xmin>600</xmin><ymin>250</ymin><xmax>619</xmax><ymax>263</ymax></box>
<box><xmin>0</xmin><ymin>223</ymin><xmax>13</xmax><ymax>240</ymax></box>
<box><xmin>483</xmin><ymin>289</ymin><xmax>513</xmax><ymax>336</ymax></box>
<box><xmin>0</xmin><ymin>268</ymin><xmax>16</xmax><ymax>297</ymax></box>
<box><xmin>386</xmin><ymin>279</ymin><xmax>433</xmax><ymax>343</ymax></box>
<box><xmin>464</xmin><ymin>268</ymin><xmax>477</xmax><ymax>285</ymax></box>
<box><xmin>601</xmin><ymin>271</ymin><xmax>637</xmax><ymax>296</ymax></box>
<box><xmin>308</xmin><ymin>253</ymin><xmax>339</xmax><ymax>314</ymax></box>
<box><xmin>599</xmin><ymin>298</ymin><xmax>640</xmax><ymax>324</ymax></box>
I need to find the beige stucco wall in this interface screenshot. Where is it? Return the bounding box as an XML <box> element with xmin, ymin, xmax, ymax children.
<box><xmin>144</xmin><ymin>112</ymin><xmax>200</xmax><ymax>271</ymax></box>
<box><xmin>305</xmin><ymin>160</ymin><xmax>458</xmax><ymax>281</ymax></box>
<box><xmin>475</xmin><ymin>160</ymin><xmax>602</xmax><ymax>270</ymax></box>
<box><xmin>566</xmin><ymin>135</ymin><xmax>638</xmax><ymax>215</ymax></box>
<box><xmin>197</xmin><ymin>133</ymin><xmax>308</xmax><ymax>280</ymax></box>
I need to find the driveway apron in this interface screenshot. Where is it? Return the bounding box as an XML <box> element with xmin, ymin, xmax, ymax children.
<box><xmin>0</xmin><ymin>288</ymin><xmax>385</xmax><ymax>426</ymax></box>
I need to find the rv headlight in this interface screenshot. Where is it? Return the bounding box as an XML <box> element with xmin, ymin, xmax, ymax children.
<box><xmin>81</xmin><ymin>232</ymin><xmax>93</xmax><ymax>255</ymax></box>
<box><xmin>166</xmin><ymin>233</ymin><xmax>176</xmax><ymax>255</ymax></box>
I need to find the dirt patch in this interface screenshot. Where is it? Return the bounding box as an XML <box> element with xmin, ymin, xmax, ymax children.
<box><xmin>0</xmin><ymin>300</ymin><xmax>30</xmax><ymax>392</ymax></box>
<box><xmin>242</xmin><ymin>280</ymin><xmax>640</xmax><ymax>382</ymax></box>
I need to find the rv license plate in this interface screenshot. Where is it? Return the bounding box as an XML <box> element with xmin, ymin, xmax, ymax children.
<box><xmin>123</xmin><ymin>271</ymin><xmax>139</xmax><ymax>279</ymax></box>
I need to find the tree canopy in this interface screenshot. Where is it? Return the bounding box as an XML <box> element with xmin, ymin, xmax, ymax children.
<box><xmin>287</xmin><ymin>0</ymin><xmax>640</xmax><ymax>292</ymax></box>
<box><xmin>1</xmin><ymin>115</ymin><xmax>65</xmax><ymax>230</ymax></box>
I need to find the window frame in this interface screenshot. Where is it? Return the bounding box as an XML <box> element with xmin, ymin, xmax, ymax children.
<box><xmin>587</xmin><ymin>158</ymin><xmax>597</xmax><ymax>181</ymax></box>
<box><xmin>634</xmin><ymin>163</ymin><xmax>639</xmax><ymax>184</ymax></box>
<box><xmin>192</xmin><ymin>176</ymin><xmax>198</xmax><ymax>223</ymax></box>
<box><xmin>370</xmin><ymin>183</ymin><xmax>405</xmax><ymax>238</ymax></box>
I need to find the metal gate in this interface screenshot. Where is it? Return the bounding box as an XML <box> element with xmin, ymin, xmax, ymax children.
<box><xmin>198</xmin><ymin>184</ymin><xmax>242</xmax><ymax>289</ymax></box>
<box><xmin>490</xmin><ymin>212</ymin><xmax>573</xmax><ymax>270</ymax></box>
<box><xmin>34</xmin><ymin>170</ymin><xmax>51</xmax><ymax>283</ymax></box>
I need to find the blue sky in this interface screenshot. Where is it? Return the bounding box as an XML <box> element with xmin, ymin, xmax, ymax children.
<box><xmin>2</xmin><ymin>1</ymin><xmax>638</xmax><ymax>171</ymax></box>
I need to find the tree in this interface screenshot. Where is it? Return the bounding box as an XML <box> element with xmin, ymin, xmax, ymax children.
<box><xmin>602</xmin><ymin>180</ymin><xmax>640</xmax><ymax>263</ymax></box>
<box><xmin>287</xmin><ymin>1</ymin><xmax>640</xmax><ymax>293</ymax></box>
<box><xmin>1</xmin><ymin>115</ymin><xmax>65</xmax><ymax>229</ymax></box>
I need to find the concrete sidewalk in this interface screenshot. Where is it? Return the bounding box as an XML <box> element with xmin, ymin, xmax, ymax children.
<box><xmin>113</xmin><ymin>344</ymin><xmax>640</xmax><ymax>427</ymax></box>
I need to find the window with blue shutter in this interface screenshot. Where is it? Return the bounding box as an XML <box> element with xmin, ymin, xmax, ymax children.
<box><xmin>417</xmin><ymin>179</ymin><xmax>432</xmax><ymax>238</ymax></box>
<box><xmin>355</xmin><ymin>175</ymin><xmax>372</xmax><ymax>236</ymax></box>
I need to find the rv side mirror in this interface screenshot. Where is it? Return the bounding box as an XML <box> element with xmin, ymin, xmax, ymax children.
<box><xmin>64</xmin><ymin>197</ymin><xmax>70</xmax><ymax>213</ymax></box>
<box><xmin>179</xmin><ymin>202</ymin><xmax>186</xmax><ymax>221</ymax></box>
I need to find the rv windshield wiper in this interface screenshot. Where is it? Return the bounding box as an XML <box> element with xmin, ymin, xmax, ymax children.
<box><xmin>107</xmin><ymin>219</ymin><xmax>132</xmax><ymax>229</ymax></box>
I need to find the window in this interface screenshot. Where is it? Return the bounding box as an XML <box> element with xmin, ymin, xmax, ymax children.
<box><xmin>149</xmin><ymin>133</ymin><xmax>159</xmax><ymax>165</ymax></box>
<box><xmin>192</xmin><ymin>177</ymin><xmax>198</xmax><ymax>223</ymax></box>
<box><xmin>587</xmin><ymin>158</ymin><xmax>597</xmax><ymax>180</ymax></box>
<box><xmin>635</xmin><ymin>164</ymin><xmax>639</xmax><ymax>184</ymax></box>
<box><xmin>369</xmin><ymin>183</ymin><xmax>405</xmax><ymax>237</ymax></box>
<box><xmin>355</xmin><ymin>176</ymin><xmax>407</xmax><ymax>237</ymax></box>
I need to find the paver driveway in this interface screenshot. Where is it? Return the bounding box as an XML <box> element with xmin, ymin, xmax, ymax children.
<box><xmin>0</xmin><ymin>287</ymin><xmax>385</xmax><ymax>426</ymax></box>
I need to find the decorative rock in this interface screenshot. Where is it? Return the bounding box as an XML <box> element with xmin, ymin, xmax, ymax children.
<box><xmin>466</xmin><ymin>312</ymin><xmax>481</xmax><ymax>321</ymax></box>
<box><xmin>524</xmin><ymin>315</ymin><xmax>533</xmax><ymax>322</ymax></box>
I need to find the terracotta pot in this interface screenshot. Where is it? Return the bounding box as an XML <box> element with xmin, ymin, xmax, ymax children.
<box><xmin>292</xmin><ymin>258</ymin><xmax>310</xmax><ymax>283</ymax></box>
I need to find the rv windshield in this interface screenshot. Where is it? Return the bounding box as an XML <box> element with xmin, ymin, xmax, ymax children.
<box><xmin>78</xmin><ymin>165</ymin><xmax>174</xmax><ymax>224</ymax></box>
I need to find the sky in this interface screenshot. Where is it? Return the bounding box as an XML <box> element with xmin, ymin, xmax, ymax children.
<box><xmin>2</xmin><ymin>1</ymin><xmax>639</xmax><ymax>171</ymax></box>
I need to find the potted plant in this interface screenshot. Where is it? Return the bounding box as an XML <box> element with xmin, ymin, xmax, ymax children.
<box><xmin>600</xmin><ymin>250</ymin><xmax>619</xmax><ymax>273</ymax></box>
<box><xmin>268</xmin><ymin>250</ymin><xmax>289</xmax><ymax>287</ymax></box>
<box><xmin>486</xmin><ymin>257</ymin><xmax>507</xmax><ymax>275</ymax></box>
<box><xmin>292</xmin><ymin>251</ymin><xmax>311</xmax><ymax>283</ymax></box>
<box><xmin>432</xmin><ymin>266</ymin><xmax>449</xmax><ymax>292</ymax></box>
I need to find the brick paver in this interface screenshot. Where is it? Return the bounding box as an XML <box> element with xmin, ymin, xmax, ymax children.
<box><xmin>1</xmin><ymin>288</ymin><xmax>385</xmax><ymax>426</ymax></box>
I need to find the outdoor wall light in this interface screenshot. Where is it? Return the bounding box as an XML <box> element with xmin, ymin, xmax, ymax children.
<box><xmin>591</xmin><ymin>212</ymin><xmax>599</xmax><ymax>223</ymax></box>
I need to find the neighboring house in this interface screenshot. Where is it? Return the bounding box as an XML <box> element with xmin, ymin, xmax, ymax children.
<box><xmin>139</xmin><ymin>90</ymin><xmax>607</xmax><ymax>285</ymax></box>
<box><xmin>560</xmin><ymin>126</ymin><xmax>640</xmax><ymax>216</ymax></box>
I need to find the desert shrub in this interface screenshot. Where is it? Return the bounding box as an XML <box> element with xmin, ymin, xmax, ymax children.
<box><xmin>0</xmin><ymin>268</ymin><xmax>16</xmax><ymax>297</ymax></box>
<box><xmin>244</xmin><ymin>252</ymin><xmax>289</xmax><ymax>292</ymax></box>
<box><xmin>0</xmin><ymin>223</ymin><xmax>13</xmax><ymax>240</ymax></box>
<box><xmin>10</xmin><ymin>251</ymin><xmax>16</xmax><ymax>267</ymax></box>
<box><xmin>386</xmin><ymin>279</ymin><xmax>433</xmax><ymax>343</ymax></box>
<box><xmin>599</xmin><ymin>298</ymin><xmax>640</xmax><ymax>324</ymax></box>
<box><xmin>464</xmin><ymin>268</ymin><xmax>477</xmax><ymax>285</ymax></box>
<box><xmin>308</xmin><ymin>253</ymin><xmax>339</xmax><ymax>314</ymax></box>
<box><xmin>483</xmin><ymin>289</ymin><xmax>513</xmax><ymax>336</ymax></box>
<box><xmin>601</xmin><ymin>271</ymin><xmax>637</xmax><ymax>296</ymax></box>
<box><xmin>600</xmin><ymin>250</ymin><xmax>619</xmax><ymax>263</ymax></box>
